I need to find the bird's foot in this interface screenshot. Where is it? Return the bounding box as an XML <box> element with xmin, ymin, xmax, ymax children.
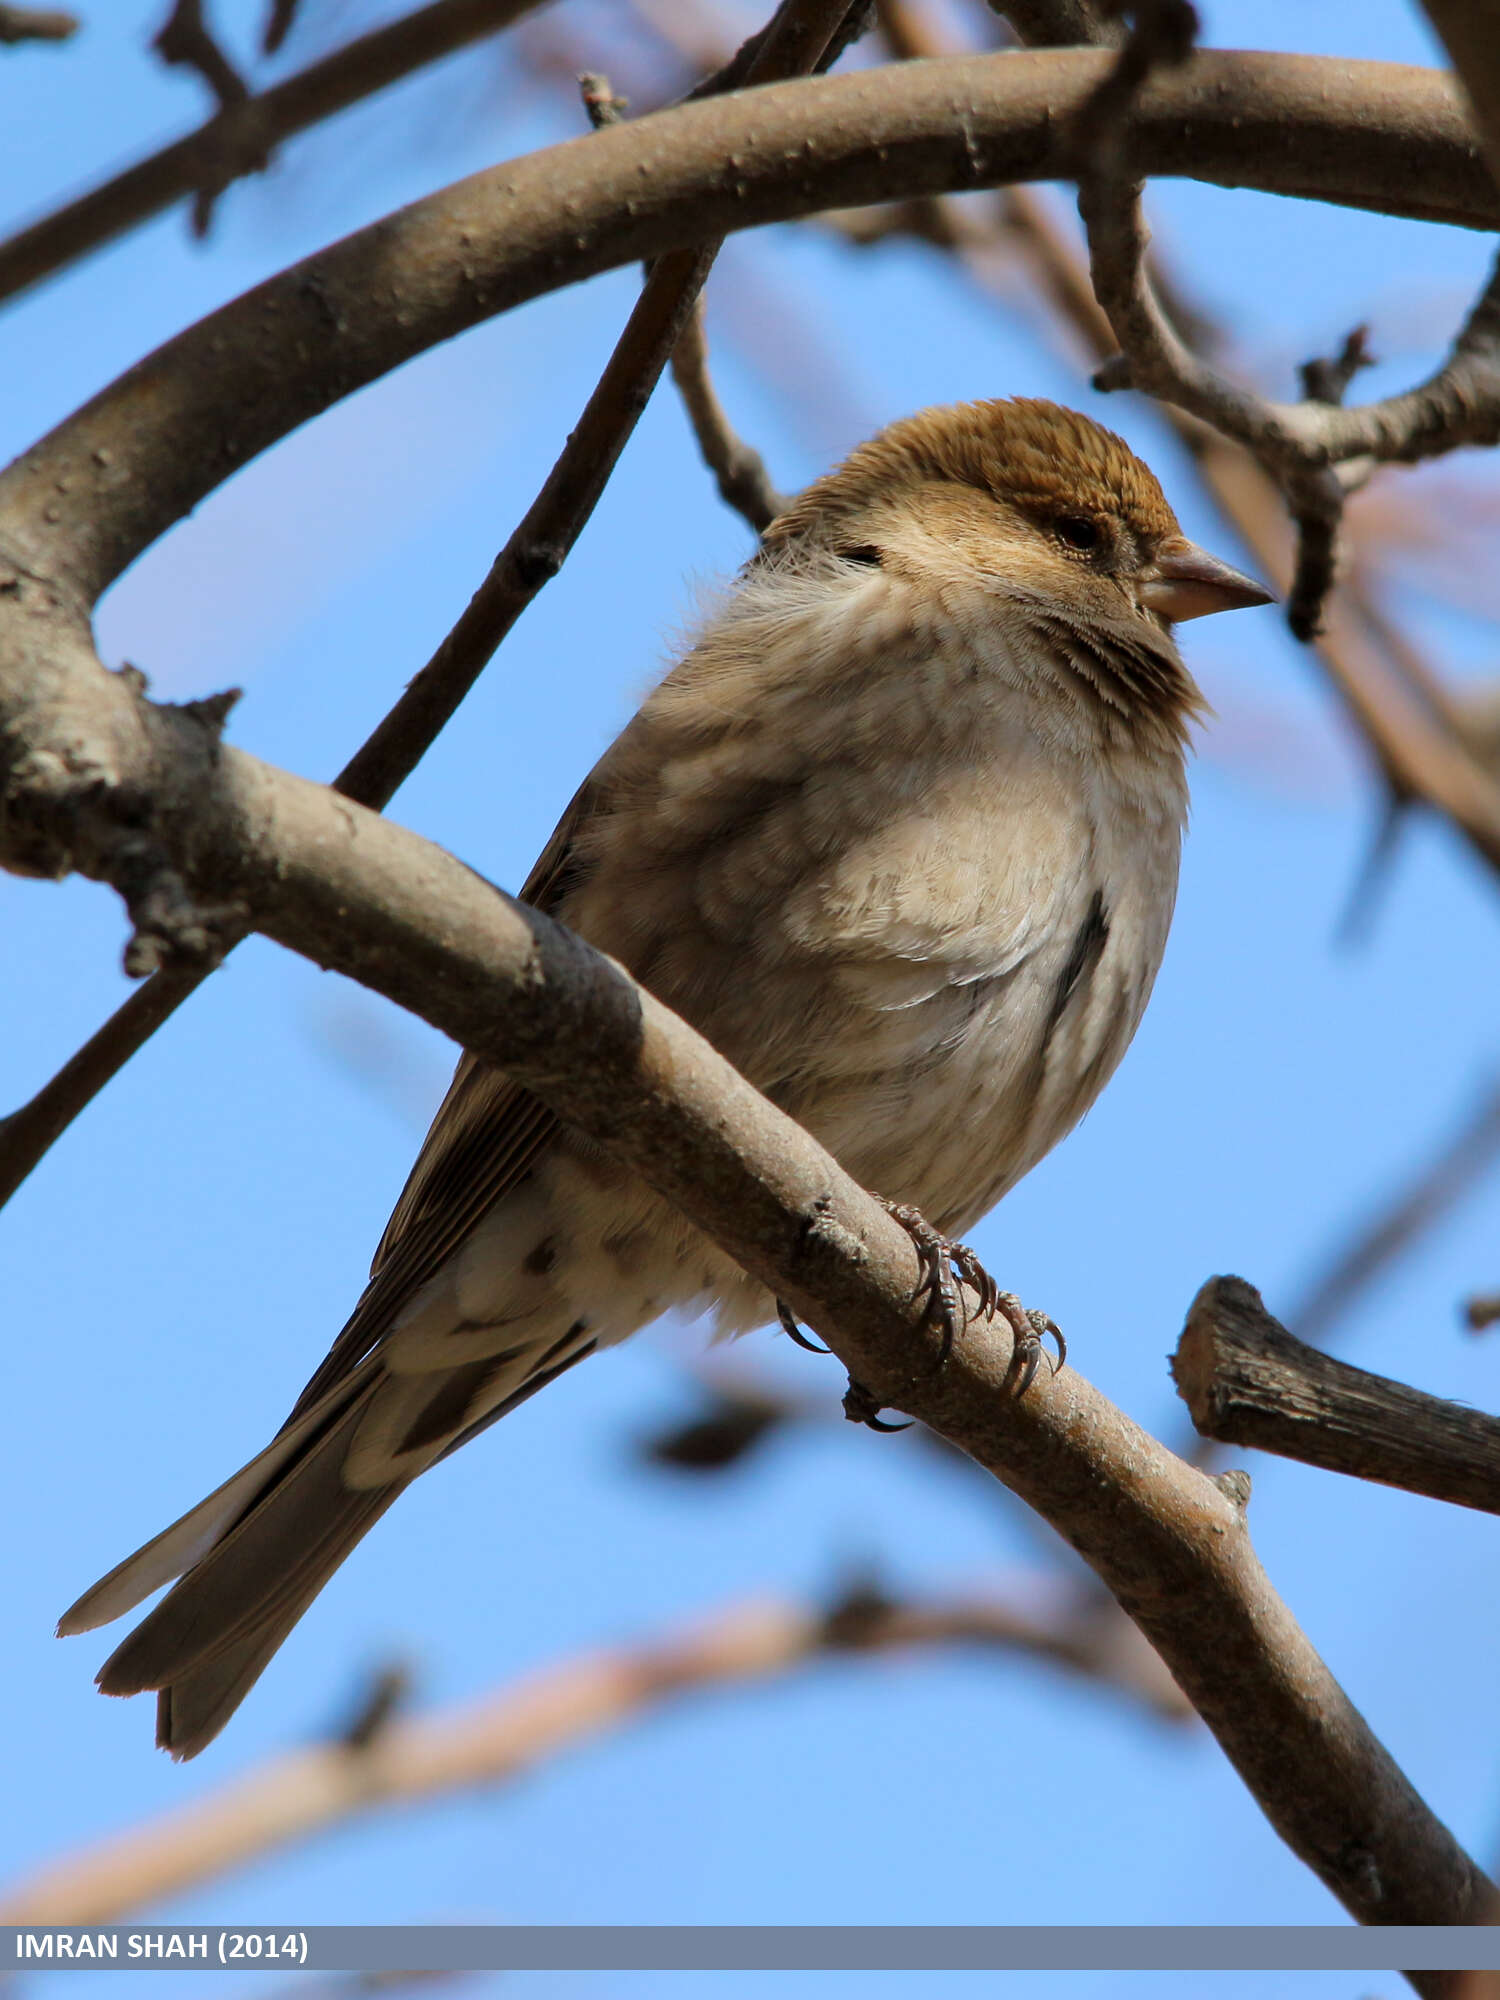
<box><xmin>877</xmin><ymin>1200</ymin><xmax>1000</xmax><ymax>1366</ymax></box>
<box><xmin>993</xmin><ymin>1293</ymin><xmax>1067</xmax><ymax>1398</ymax></box>
<box><xmin>775</xmin><ymin>1296</ymin><xmax>830</xmax><ymax>1356</ymax></box>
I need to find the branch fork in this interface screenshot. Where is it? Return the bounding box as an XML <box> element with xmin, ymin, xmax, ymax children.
<box><xmin>1075</xmin><ymin>6</ymin><xmax>1500</xmax><ymax>635</ymax></box>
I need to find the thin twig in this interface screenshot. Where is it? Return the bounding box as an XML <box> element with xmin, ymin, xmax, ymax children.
<box><xmin>151</xmin><ymin>0</ymin><xmax>257</xmax><ymax>233</ymax></box>
<box><xmin>0</xmin><ymin>0</ymin><xmax>863</xmax><ymax>1209</ymax></box>
<box><xmin>670</xmin><ymin>300</ymin><xmax>789</xmax><ymax>532</ymax></box>
<box><xmin>0</xmin><ymin>0</ymin><xmax>553</xmax><ymax>304</ymax></box>
<box><xmin>2</xmin><ymin>1587</ymin><xmax>1186</xmax><ymax>1921</ymax></box>
<box><xmin>261</xmin><ymin>0</ymin><xmax>299</xmax><ymax>56</ymax></box>
<box><xmin>153</xmin><ymin>0</ymin><xmax>249</xmax><ymax>110</ymax></box>
<box><xmin>1076</xmin><ymin>7</ymin><xmax>1500</xmax><ymax>637</ymax></box>
<box><xmin>868</xmin><ymin>47</ymin><xmax>1500</xmax><ymax>884</ymax></box>
<box><xmin>0</xmin><ymin>2</ymin><xmax>76</xmax><ymax>41</ymax></box>
<box><xmin>577</xmin><ymin>68</ymin><xmax>628</xmax><ymax>126</ymax></box>
<box><xmin>577</xmin><ymin>56</ymin><xmax>788</xmax><ymax>533</ymax></box>
<box><xmin>327</xmin><ymin>0</ymin><xmax>860</xmax><ymax>806</ymax></box>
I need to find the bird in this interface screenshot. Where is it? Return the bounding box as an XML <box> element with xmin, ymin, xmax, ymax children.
<box><xmin>59</xmin><ymin>396</ymin><xmax>1270</xmax><ymax>1757</ymax></box>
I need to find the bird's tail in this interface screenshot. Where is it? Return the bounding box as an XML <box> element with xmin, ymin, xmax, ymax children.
<box><xmin>57</xmin><ymin>1364</ymin><xmax>403</xmax><ymax>1759</ymax></box>
<box><xmin>59</xmin><ymin>1323</ymin><xmax>598</xmax><ymax>1759</ymax></box>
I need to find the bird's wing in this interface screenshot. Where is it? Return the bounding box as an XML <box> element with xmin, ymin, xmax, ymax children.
<box><xmin>285</xmin><ymin>772</ymin><xmax>603</xmax><ymax>1421</ymax></box>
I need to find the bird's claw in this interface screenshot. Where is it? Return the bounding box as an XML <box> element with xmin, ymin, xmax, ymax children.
<box><xmin>775</xmin><ymin>1296</ymin><xmax>830</xmax><ymax>1355</ymax></box>
<box><xmin>842</xmin><ymin>1377</ymin><xmax>912</xmax><ymax>1432</ymax></box>
<box><xmin>995</xmin><ymin>1292</ymin><xmax>1066</xmax><ymax>1397</ymax></box>
<box><xmin>877</xmin><ymin>1200</ymin><xmax>1000</xmax><ymax>1366</ymax></box>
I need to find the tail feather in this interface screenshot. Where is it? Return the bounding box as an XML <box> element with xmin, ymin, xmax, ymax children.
<box><xmin>97</xmin><ymin>1383</ymin><xmax>392</xmax><ymax>1698</ymax></box>
<box><xmin>153</xmin><ymin>1489</ymin><xmax>404</xmax><ymax>1760</ymax></box>
<box><xmin>64</xmin><ymin>1322</ymin><xmax>600</xmax><ymax>1757</ymax></box>
<box><xmin>56</xmin><ymin>1358</ymin><xmax>380</xmax><ymax>1638</ymax></box>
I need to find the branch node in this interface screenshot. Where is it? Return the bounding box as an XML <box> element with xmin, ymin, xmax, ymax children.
<box><xmin>1091</xmin><ymin>352</ymin><xmax>1134</xmax><ymax>392</ymax></box>
<box><xmin>1299</xmin><ymin>324</ymin><xmax>1375</xmax><ymax>406</ymax></box>
<box><xmin>113</xmin><ymin>840</ymin><xmax>238</xmax><ymax>979</ymax></box>
<box><xmin>578</xmin><ymin>70</ymin><xmax>628</xmax><ymax>129</ymax></box>
<box><xmin>152</xmin><ymin>0</ymin><xmax>249</xmax><ymax>112</ymax></box>
<box><xmin>177</xmin><ymin>684</ymin><xmax>243</xmax><ymax>739</ymax></box>
<box><xmin>1210</xmin><ymin>1467</ymin><xmax>1253</xmax><ymax>1509</ymax></box>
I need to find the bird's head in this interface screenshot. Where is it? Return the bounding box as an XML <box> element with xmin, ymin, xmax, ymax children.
<box><xmin>762</xmin><ymin>396</ymin><xmax>1271</xmax><ymax>634</ymax></box>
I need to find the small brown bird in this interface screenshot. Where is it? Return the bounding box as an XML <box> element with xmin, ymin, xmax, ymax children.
<box><xmin>61</xmin><ymin>397</ymin><xmax>1269</xmax><ymax>1755</ymax></box>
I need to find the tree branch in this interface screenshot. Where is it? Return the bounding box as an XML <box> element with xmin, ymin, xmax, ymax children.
<box><xmin>0</xmin><ymin>0</ymin><xmax>859</xmax><ymax>1204</ymax></box>
<box><xmin>0</xmin><ymin>1582</ymin><xmax>1187</xmax><ymax>1923</ymax></box>
<box><xmin>1421</xmin><ymin>0</ymin><xmax>1500</xmax><ymax>193</ymax></box>
<box><xmin>1076</xmin><ymin>9</ymin><xmax>1500</xmax><ymax>636</ymax></box>
<box><xmin>0</xmin><ymin>612</ymin><xmax>1492</xmax><ymax>1929</ymax></box>
<box><xmin>153</xmin><ymin>0</ymin><xmax>250</xmax><ymax>114</ymax></box>
<box><xmin>669</xmin><ymin>297</ymin><xmax>789</xmax><ymax>532</ymax></box>
<box><xmin>0</xmin><ymin>3</ymin><xmax>77</xmax><ymax>42</ymax></box>
<box><xmin>1175</xmin><ymin>1275</ymin><xmax>1500</xmax><ymax>1516</ymax></box>
<box><xmin>2</xmin><ymin>1584</ymin><xmax>1200</xmax><ymax>1928</ymax></box>
<box><xmin>0</xmin><ymin>0</ymin><xmax>553</xmax><ymax>304</ymax></box>
<box><xmin>1</xmin><ymin>50</ymin><xmax>1490</xmax><ymax>606</ymax></box>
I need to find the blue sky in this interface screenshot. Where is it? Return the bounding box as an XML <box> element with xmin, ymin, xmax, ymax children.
<box><xmin>4</xmin><ymin>0</ymin><xmax>1500</xmax><ymax>1990</ymax></box>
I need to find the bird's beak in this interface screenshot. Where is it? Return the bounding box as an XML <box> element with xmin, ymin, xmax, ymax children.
<box><xmin>1140</xmin><ymin>537</ymin><xmax>1275</xmax><ymax>622</ymax></box>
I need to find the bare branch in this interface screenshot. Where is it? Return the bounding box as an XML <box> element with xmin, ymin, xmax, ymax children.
<box><xmin>0</xmin><ymin>2</ymin><xmax>76</xmax><ymax>42</ymax></box>
<box><xmin>670</xmin><ymin>300</ymin><xmax>789</xmax><ymax>532</ymax></box>
<box><xmin>0</xmin><ymin>0</ymin><xmax>860</xmax><ymax>1203</ymax></box>
<box><xmin>1176</xmin><ymin>1276</ymin><xmax>1500</xmax><ymax>1517</ymax></box>
<box><xmin>0</xmin><ymin>51</ymin><xmax>1486</xmax><ymax>609</ymax></box>
<box><xmin>577</xmin><ymin>68</ymin><xmax>628</xmax><ymax>126</ymax></box>
<box><xmin>0</xmin><ymin>1587</ymin><xmax>1186</xmax><ymax>1922</ymax></box>
<box><xmin>1076</xmin><ymin>10</ymin><xmax>1500</xmax><ymax>635</ymax></box>
<box><xmin>827</xmin><ymin>96</ymin><xmax>1500</xmax><ymax>887</ymax></box>
<box><xmin>1421</xmin><ymin>0</ymin><xmax>1500</xmax><ymax>192</ymax></box>
<box><xmin>0</xmin><ymin>0</ymin><xmax>554</xmax><ymax>306</ymax></box>
<box><xmin>153</xmin><ymin>0</ymin><xmax>249</xmax><ymax>112</ymax></box>
<box><xmin>1300</xmin><ymin>323</ymin><xmax>1376</xmax><ymax>407</ymax></box>
<box><xmin>261</xmin><ymin>0</ymin><xmax>299</xmax><ymax>57</ymax></box>
<box><xmin>0</xmin><ymin>607</ymin><xmax>1492</xmax><ymax>1925</ymax></box>
<box><xmin>985</xmin><ymin>0</ymin><xmax>1122</xmax><ymax>46</ymax></box>
<box><xmin>1467</xmin><ymin>1292</ymin><xmax>1500</xmax><ymax>1332</ymax></box>
<box><xmin>151</xmin><ymin>0</ymin><xmax>259</xmax><ymax>235</ymax></box>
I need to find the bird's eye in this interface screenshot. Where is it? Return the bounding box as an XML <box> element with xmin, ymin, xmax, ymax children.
<box><xmin>1054</xmin><ymin>516</ymin><xmax>1103</xmax><ymax>554</ymax></box>
<box><xmin>837</xmin><ymin>544</ymin><xmax>883</xmax><ymax>567</ymax></box>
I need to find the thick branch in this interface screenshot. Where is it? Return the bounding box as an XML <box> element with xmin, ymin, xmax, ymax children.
<box><xmin>0</xmin><ymin>623</ymin><xmax>1491</xmax><ymax>1928</ymax></box>
<box><xmin>1</xmin><ymin>1584</ymin><xmax>1184</xmax><ymax>1923</ymax></box>
<box><xmin>0</xmin><ymin>0</ymin><xmax>552</xmax><ymax>304</ymax></box>
<box><xmin>0</xmin><ymin>51</ymin><xmax>1491</xmax><ymax>603</ymax></box>
<box><xmin>1176</xmin><ymin>1276</ymin><xmax>1500</xmax><ymax>1515</ymax></box>
<box><xmin>1421</xmin><ymin>1</ymin><xmax>1500</xmax><ymax>193</ymax></box>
